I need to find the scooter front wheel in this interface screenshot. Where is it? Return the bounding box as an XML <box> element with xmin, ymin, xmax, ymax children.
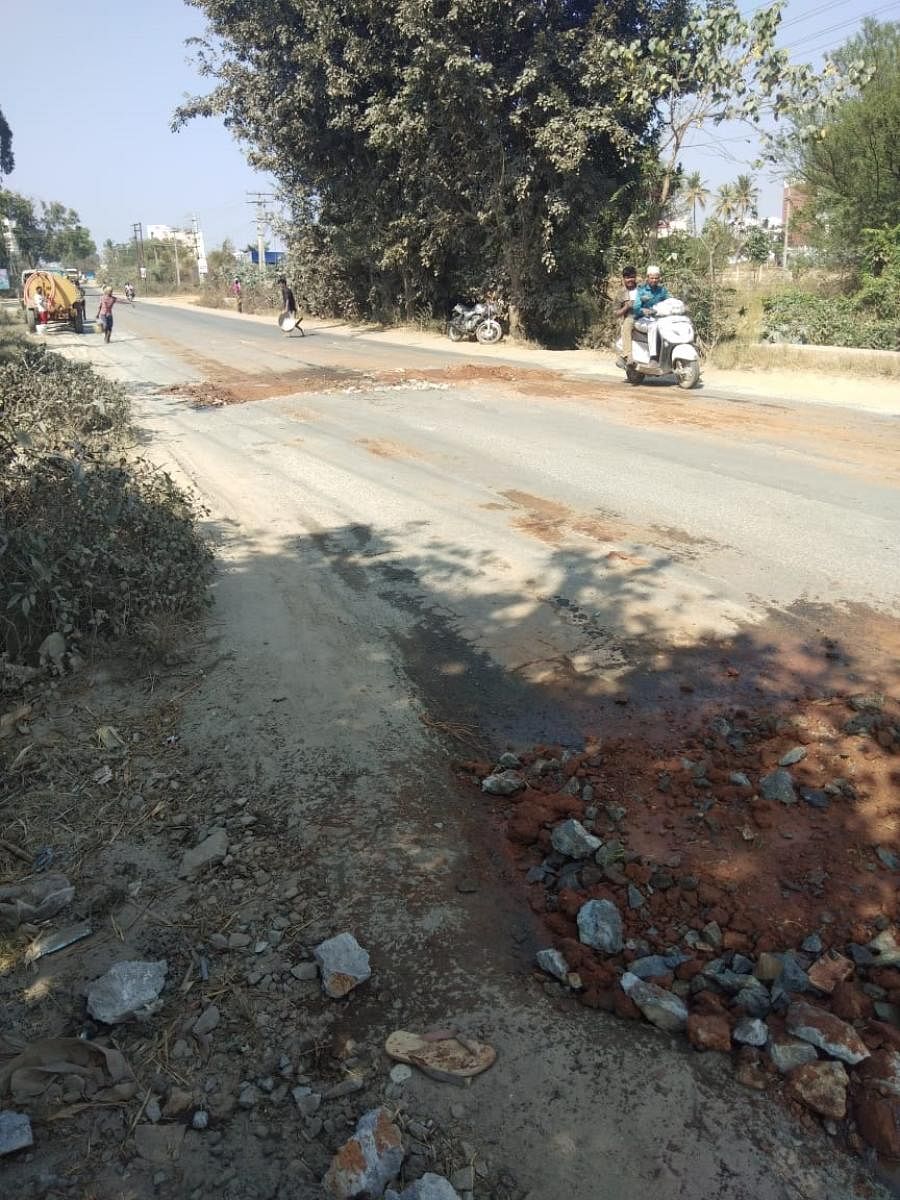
<box><xmin>675</xmin><ymin>360</ymin><xmax>700</xmax><ymax>389</ymax></box>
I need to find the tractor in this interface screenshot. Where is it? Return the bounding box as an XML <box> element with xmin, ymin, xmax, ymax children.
<box><xmin>21</xmin><ymin>269</ymin><xmax>86</xmax><ymax>334</ymax></box>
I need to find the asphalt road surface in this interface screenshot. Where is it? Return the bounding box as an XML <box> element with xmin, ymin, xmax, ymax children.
<box><xmin>50</xmin><ymin>296</ymin><xmax>900</xmax><ymax>1200</ymax></box>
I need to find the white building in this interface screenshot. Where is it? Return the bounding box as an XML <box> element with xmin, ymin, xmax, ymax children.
<box><xmin>146</xmin><ymin>224</ymin><xmax>195</xmax><ymax>246</ymax></box>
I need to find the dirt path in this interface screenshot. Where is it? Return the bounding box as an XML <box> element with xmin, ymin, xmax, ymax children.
<box><xmin>3</xmin><ymin>318</ymin><xmax>897</xmax><ymax>1200</ymax></box>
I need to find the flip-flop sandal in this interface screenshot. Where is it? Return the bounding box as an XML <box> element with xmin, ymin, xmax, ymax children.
<box><xmin>385</xmin><ymin>1029</ymin><xmax>496</xmax><ymax>1086</ymax></box>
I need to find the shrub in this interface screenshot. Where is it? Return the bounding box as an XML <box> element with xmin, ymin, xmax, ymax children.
<box><xmin>1</xmin><ymin>340</ymin><xmax>212</xmax><ymax>663</ymax></box>
<box><xmin>760</xmin><ymin>290</ymin><xmax>898</xmax><ymax>350</ymax></box>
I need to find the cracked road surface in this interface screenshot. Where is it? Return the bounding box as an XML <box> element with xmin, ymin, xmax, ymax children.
<box><xmin>54</xmin><ymin>300</ymin><xmax>900</xmax><ymax>1198</ymax></box>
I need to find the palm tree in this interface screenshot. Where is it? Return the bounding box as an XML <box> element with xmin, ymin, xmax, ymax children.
<box><xmin>714</xmin><ymin>182</ymin><xmax>738</xmax><ymax>225</ymax></box>
<box><xmin>732</xmin><ymin>173</ymin><xmax>759</xmax><ymax>229</ymax></box>
<box><xmin>683</xmin><ymin>171</ymin><xmax>709</xmax><ymax>237</ymax></box>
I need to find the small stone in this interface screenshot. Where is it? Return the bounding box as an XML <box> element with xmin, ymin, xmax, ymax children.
<box><xmin>807</xmin><ymin>951</ymin><xmax>853</xmax><ymax>995</ymax></box>
<box><xmin>628</xmin><ymin>953</ymin><xmax>688</xmax><ymax>979</ymax></box>
<box><xmin>876</xmin><ymin>846</ymin><xmax>899</xmax><ymax>871</ymax></box>
<box><xmin>800</xmin><ymin>788</ymin><xmax>829</xmax><ymax>810</ymax></box>
<box><xmin>701</xmin><ymin>921</ymin><xmax>723</xmax><ymax>949</ymax></box>
<box><xmin>620</xmin><ymin>972</ymin><xmax>688</xmax><ymax>1032</ymax></box>
<box><xmin>134</xmin><ymin>1124</ymin><xmax>186</xmax><ymax>1165</ymax></box>
<box><xmin>192</xmin><ymin>1005</ymin><xmax>220</xmax><ymax>1036</ymax></box>
<box><xmin>759</xmin><ymin>769</ymin><xmax>796</xmax><ymax>805</ymax></box>
<box><xmin>768</xmin><ymin>1037</ymin><xmax>818</xmax><ymax>1074</ymax></box>
<box><xmin>163</xmin><ymin>1088</ymin><xmax>194</xmax><ymax>1117</ymax></box>
<box><xmin>536</xmin><ymin>948</ymin><xmax>569</xmax><ymax>982</ymax></box>
<box><xmin>228</xmin><ymin>932</ymin><xmax>251</xmax><ymax>950</ymax></box>
<box><xmin>192</xmin><ymin>1111</ymin><xmax>209</xmax><ymax>1130</ymax></box>
<box><xmin>551</xmin><ymin>819</ymin><xmax>601</xmax><ymax>859</ymax></box>
<box><xmin>604</xmin><ymin>803</ymin><xmax>627</xmax><ymax>824</ymax></box>
<box><xmin>323</xmin><ymin>1107</ymin><xmax>404</xmax><ymax>1200</ymax></box>
<box><xmin>313</xmin><ymin>933</ymin><xmax>371</xmax><ymax>998</ymax></box>
<box><xmin>733</xmin><ymin>1018</ymin><xmax>768</xmax><ymax>1047</ymax></box>
<box><xmin>290</xmin><ymin>962</ymin><xmax>319</xmax><ymax>982</ymax></box>
<box><xmin>729</xmin><ymin>772</ymin><xmax>751</xmax><ymax>788</ymax></box>
<box><xmin>801</xmin><ymin>934</ymin><xmax>823</xmax><ymax>955</ymax></box>
<box><xmin>450</xmin><ymin>1165</ymin><xmax>475</xmax><ymax>1192</ymax></box>
<box><xmin>145</xmin><ymin>1098</ymin><xmax>161</xmax><ymax>1123</ymax></box>
<box><xmin>86</xmin><ymin>960</ymin><xmax>168</xmax><ymax>1024</ymax></box>
<box><xmin>0</xmin><ymin>1112</ymin><xmax>33</xmax><ymax>1156</ymax></box>
<box><xmin>239</xmin><ymin>1085</ymin><xmax>261</xmax><ymax>1109</ymax></box>
<box><xmin>386</xmin><ymin>1175</ymin><xmax>461</xmax><ymax>1200</ymax></box>
<box><xmin>389</xmin><ymin>1064</ymin><xmax>412</xmax><ymax>1085</ymax></box>
<box><xmin>687</xmin><ymin>1013</ymin><xmax>731</xmax><ymax>1052</ymax></box>
<box><xmin>734</xmin><ymin>983</ymin><xmax>771</xmax><ymax>1018</ymax></box>
<box><xmin>786</xmin><ymin>1001</ymin><xmax>870</xmax><ymax>1065</ymax></box>
<box><xmin>786</xmin><ymin>1061</ymin><xmax>848</xmax><ymax>1120</ymax></box>
<box><xmin>497</xmin><ymin>752</ymin><xmax>521</xmax><ymax>769</ymax></box>
<box><xmin>849</xmin><ymin>692</ymin><xmax>884</xmax><ymax>712</ymax></box>
<box><xmin>627</xmin><ymin>884</ymin><xmax>644</xmax><ymax>910</ymax></box>
<box><xmin>38</xmin><ymin>631</ymin><xmax>66</xmax><ymax>663</ymax></box>
<box><xmin>780</xmin><ymin>952</ymin><xmax>810</xmax><ymax>994</ymax></box>
<box><xmin>292</xmin><ymin>1087</ymin><xmax>322</xmax><ymax>1116</ymax></box>
<box><xmin>779</xmin><ymin>746</ymin><xmax>807</xmax><ymax>766</ymax></box>
<box><xmin>869</xmin><ymin>929</ymin><xmax>900</xmax><ymax>967</ymax></box>
<box><xmin>755</xmin><ymin>952</ymin><xmax>782</xmax><ymax>982</ymax></box>
<box><xmin>577</xmin><ymin>899</ymin><xmax>623</xmax><ymax>955</ymax></box>
<box><xmin>179</xmin><ymin>829</ymin><xmax>229</xmax><ymax>877</ymax></box>
<box><xmin>481</xmin><ymin>770</ymin><xmax>525</xmax><ymax>796</ymax></box>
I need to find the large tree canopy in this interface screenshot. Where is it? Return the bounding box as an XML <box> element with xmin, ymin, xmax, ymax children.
<box><xmin>778</xmin><ymin>20</ymin><xmax>899</xmax><ymax>260</ymax></box>
<box><xmin>0</xmin><ymin>105</ymin><xmax>13</xmax><ymax>179</ymax></box>
<box><xmin>0</xmin><ymin>191</ymin><xmax>97</xmax><ymax>270</ymax></box>
<box><xmin>176</xmin><ymin>0</ymin><xmax>689</xmax><ymax>333</ymax></box>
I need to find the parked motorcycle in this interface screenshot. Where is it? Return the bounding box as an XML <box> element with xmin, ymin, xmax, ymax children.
<box><xmin>616</xmin><ymin>297</ymin><xmax>701</xmax><ymax>389</ymax></box>
<box><xmin>448</xmin><ymin>300</ymin><xmax>503</xmax><ymax>345</ymax></box>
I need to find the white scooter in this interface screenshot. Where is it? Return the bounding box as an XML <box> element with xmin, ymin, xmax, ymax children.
<box><xmin>616</xmin><ymin>297</ymin><xmax>701</xmax><ymax>389</ymax></box>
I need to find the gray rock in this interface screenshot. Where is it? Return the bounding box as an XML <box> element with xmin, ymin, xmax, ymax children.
<box><xmin>759</xmin><ymin>769</ymin><xmax>796</xmax><ymax>805</ymax></box>
<box><xmin>868</xmin><ymin>929</ymin><xmax>900</xmax><ymax>967</ymax></box>
<box><xmin>876</xmin><ymin>846</ymin><xmax>899</xmax><ymax>871</ymax></box>
<box><xmin>290</xmin><ymin>962</ymin><xmax>319</xmax><ymax>981</ymax></box>
<box><xmin>729</xmin><ymin>772</ymin><xmax>751</xmax><ymax>788</ymax></box>
<box><xmin>87</xmin><ymin>960</ymin><xmax>167</xmax><ymax>1024</ymax></box>
<box><xmin>451</xmin><ymin>1165</ymin><xmax>475</xmax><ymax>1192</ymax></box>
<box><xmin>0</xmin><ymin>1111</ymin><xmax>33</xmax><ymax>1156</ymax></box>
<box><xmin>734</xmin><ymin>983</ymin><xmax>771</xmax><ymax>1018</ymax></box>
<box><xmin>849</xmin><ymin>943</ymin><xmax>876</xmax><ymax>966</ymax></box>
<box><xmin>733</xmin><ymin>1018</ymin><xmax>768</xmax><ymax>1047</ymax></box>
<box><xmin>801</xmin><ymin>934</ymin><xmax>823</xmax><ymax>955</ymax></box>
<box><xmin>800</xmin><ymin>788</ymin><xmax>829</xmax><ymax>810</ymax></box>
<box><xmin>291</xmin><ymin>1086</ymin><xmax>322</xmax><ymax>1116</ymax></box>
<box><xmin>786</xmin><ymin>1001</ymin><xmax>870</xmax><ymax>1065</ymax></box>
<box><xmin>781</xmin><ymin>952</ymin><xmax>811</xmax><ymax>994</ymax></box>
<box><xmin>732</xmin><ymin>954</ymin><xmax>755</xmax><ymax>975</ymax></box>
<box><xmin>551</xmin><ymin>819</ymin><xmax>601</xmax><ymax>859</ymax></box>
<box><xmin>628</xmin><ymin>954</ymin><xmax>686</xmax><ymax>980</ymax></box>
<box><xmin>192</xmin><ymin>1004</ymin><xmax>220</xmax><ymax>1036</ymax></box>
<box><xmin>702</xmin><ymin>921</ymin><xmax>723</xmax><ymax>948</ymax></box>
<box><xmin>389</xmin><ymin>1064</ymin><xmax>412</xmax><ymax>1085</ymax></box>
<box><xmin>192</xmin><ymin>1110</ymin><xmax>209</xmax><ymax>1130</ymax></box>
<box><xmin>145</xmin><ymin>1098</ymin><xmax>161</xmax><ymax>1123</ymax></box>
<box><xmin>769</xmin><ymin>1038</ymin><xmax>818</xmax><ymax>1074</ymax></box>
<box><xmin>313</xmin><ymin>932</ymin><xmax>371</xmax><ymax>998</ymax></box>
<box><xmin>620</xmin><ymin>972</ymin><xmax>688</xmax><ymax>1032</ymax></box>
<box><xmin>496</xmin><ymin>752</ymin><xmax>521</xmax><ymax>769</ymax></box>
<box><xmin>38</xmin><ymin>631</ymin><xmax>66</xmax><ymax>664</ymax></box>
<box><xmin>577</xmin><ymin>899</ymin><xmax>623</xmax><ymax>955</ymax></box>
<box><xmin>627</xmin><ymin>884</ymin><xmax>644</xmax><ymax>910</ymax></box>
<box><xmin>324</xmin><ymin>1107</ymin><xmax>404</xmax><ymax>1199</ymax></box>
<box><xmin>239</xmin><ymin>1085</ymin><xmax>261</xmax><ymax>1108</ymax></box>
<box><xmin>536</xmin><ymin>948</ymin><xmax>569</xmax><ymax>982</ymax></box>
<box><xmin>481</xmin><ymin>770</ymin><xmax>525</xmax><ymax>796</ymax></box>
<box><xmin>779</xmin><ymin>746</ymin><xmax>807</xmax><ymax>766</ymax></box>
<box><xmin>849</xmin><ymin>692</ymin><xmax>884</xmax><ymax>712</ymax></box>
<box><xmin>605</xmin><ymin>803</ymin><xmax>627</xmax><ymax>824</ymax></box>
<box><xmin>386</xmin><ymin>1175</ymin><xmax>461</xmax><ymax>1200</ymax></box>
<box><xmin>595</xmin><ymin>842</ymin><xmax>624</xmax><ymax>868</ymax></box>
<box><xmin>179</xmin><ymin>828</ymin><xmax>229</xmax><ymax>877</ymax></box>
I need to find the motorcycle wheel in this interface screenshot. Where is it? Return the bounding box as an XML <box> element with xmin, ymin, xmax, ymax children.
<box><xmin>625</xmin><ymin>365</ymin><xmax>643</xmax><ymax>386</ymax></box>
<box><xmin>447</xmin><ymin>321</ymin><xmax>465</xmax><ymax>343</ymax></box>
<box><xmin>475</xmin><ymin>318</ymin><xmax>503</xmax><ymax>345</ymax></box>
<box><xmin>675</xmin><ymin>360</ymin><xmax>700</xmax><ymax>389</ymax></box>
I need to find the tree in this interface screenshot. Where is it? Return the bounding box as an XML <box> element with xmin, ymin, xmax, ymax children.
<box><xmin>744</xmin><ymin>226</ymin><xmax>774</xmax><ymax>267</ymax></box>
<box><xmin>732</xmin><ymin>174</ymin><xmax>759</xmax><ymax>228</ymax></box>
<box><xmin>615</xmin><ymin>0</ymin><xmax>862</xmax><ymax>245</ymax></box>
<box><xmin>714</xmin><ymin>183</ymin><xmax>738</xmax><ymax>225</ymax></box>
<box><xmin>176</xmin><ymin>0</ymin><xmax>690</xmax><ymax>336</ymax></box>
<box><xmin>773</xmin><ymin>20</ymin><xmax>900</xmax><ymax>262</ymax></box>
<box><xmin>0</xmin><ymin>191</ymin><xmax>96</xmax><ymax>270</ymax></box>
<box><xmin>0</xmin><ymin>105</ymin><xmax>13</xmax><ymax>179</ymax></box>
<box><xmin>682</xmin><ymin>171</ymin><xmax>709</xmax><ymax>236</ymax></box>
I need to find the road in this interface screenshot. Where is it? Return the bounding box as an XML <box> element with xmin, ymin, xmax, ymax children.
<box><xmin>53</xmin><ymin>298</ymin><xmax>900</xmax><ymax>1199</ymax></box>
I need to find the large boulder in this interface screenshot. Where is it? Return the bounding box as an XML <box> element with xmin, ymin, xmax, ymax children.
<box><xmin>785</xmin><ymin>1001</ymin><xmax>870</xmax><ymax>1065</ymax></box>
<box><xmin>577</xmin><ymin>899</ymin><xmax>623</xmax><ymax>955</ymax></box>
<box><xmin>786</xmin><ymin>1061</ymin><xmax>849</xmax><ymax>1120</ymax></box>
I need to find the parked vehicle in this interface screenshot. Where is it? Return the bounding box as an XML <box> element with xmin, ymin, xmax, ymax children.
<box><xmin>616</xmin><ymin>297</ymin><xmax>701</xmax><ymax>389</ymax></box>
<box><xmin>448</xmin><ymin>299</ymin><xmax>503</xmax><ymax>345</ymax></box>
<box><xmin>20</xmin><ymin>269</ymin><xmax>86</xmax><ymax>334</ymax></box>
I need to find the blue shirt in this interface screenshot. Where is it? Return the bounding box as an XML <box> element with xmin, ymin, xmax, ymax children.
<box><xmin>634</xmin><ymin>282</ymin><xmax>669</xmax><ymax>317</ymax></box>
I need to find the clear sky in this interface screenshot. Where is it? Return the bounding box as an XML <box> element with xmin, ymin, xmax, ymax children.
<box><xmin>2</xmin><ymin>0</ymin><xmax>894</xmax><ymax>251</ymax></box>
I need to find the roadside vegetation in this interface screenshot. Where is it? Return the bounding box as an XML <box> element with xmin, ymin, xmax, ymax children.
<box><xmin>0</xmin><ymin>313</ymin><xmax>212</xmax><ymax>666</ymax></box>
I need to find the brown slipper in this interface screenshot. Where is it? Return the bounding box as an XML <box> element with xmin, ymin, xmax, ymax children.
<box><xmin>385</xmin><ymin>1030</ymin><xmax>497</xmax><ymax>1086</ymax></box>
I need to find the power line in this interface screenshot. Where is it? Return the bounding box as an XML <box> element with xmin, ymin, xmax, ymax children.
<box><xmin>782</xmin><ymin>1</ymin><xmax>900</xmax><ymax>48</ymax></box>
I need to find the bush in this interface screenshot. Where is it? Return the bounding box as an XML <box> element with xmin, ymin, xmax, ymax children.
<box><xmin>1</xmin><ymin>340</ymin><xmax>212</xmax><ymax>663</ymax></box>
<box><xmin>761</xmin><ymin>290</ymin><xmax>899</xmax><ymax>350</ymax></box>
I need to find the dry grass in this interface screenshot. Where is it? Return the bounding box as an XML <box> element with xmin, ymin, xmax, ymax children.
<box><xmin>709</xmin><ymin>340</ymin><xmax>900</xmax><ymax>379</ymax></box>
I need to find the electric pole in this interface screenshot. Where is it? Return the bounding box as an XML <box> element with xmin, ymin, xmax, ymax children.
<box><xmin>132</xmin><ymin>222</ymin><xmax>146</xmax><ymax>282</ymax></box>
<box><xmin>247</xmin><ymin>193</ymin><xmax>274</xmax><ymax>279</ymax></box>
<box><xmin>173</xmin><ymin>234</ymin><xmax>181</xmax><ymax>288</ymax></box>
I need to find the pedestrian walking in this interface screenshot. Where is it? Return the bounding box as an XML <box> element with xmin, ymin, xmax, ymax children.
<box><xmin>231</xmin><ymin>277</ymin><xmax>242</xmax><ymax>313</ymax></box>
<box><xmin>96</xmin><ymin>286</ymin><xmax>119</xmax><ymax>344</ymax></box>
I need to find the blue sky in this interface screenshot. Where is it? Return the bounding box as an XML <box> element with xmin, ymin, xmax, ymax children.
<box><xmin>2</xmin><ymin>0</ymin><xmax>892</xmax><ymax>250</ymax></box>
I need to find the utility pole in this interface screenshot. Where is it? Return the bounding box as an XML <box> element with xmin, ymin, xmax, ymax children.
<box><xmin>132</xmin><ymin>222</ymin><xmax>146</xmax><ymax>283</ymax></box>
<box><xmin>247</xmin><ymin>193</ymin><xmax>274</xmax><ymax>280</ymax></box>
<box><xmin>781</xmin><ymin>183</ymin><xmax>791</xmax><ymax>273</ymax></box>
<box><xmin>173</xmin><ymin>234</ymin><xmax>181</xmax><ymax>288</ymax></box>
